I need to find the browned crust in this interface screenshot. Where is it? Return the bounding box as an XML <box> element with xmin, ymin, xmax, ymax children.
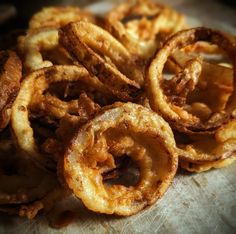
<box><xmin>147</xmin><ymin>27</ymin><xmax>236</xmax><ymax>133</ymax></box>
<box><xmin>60</xmin><ymin>102</ymin><xmax>178</xmax><ymax>216</ymax></box>
<box><xmin>0</xmin><ymin>50</ymin><xmax>22</xmax><ymax>130</ymax></box>
<box><xmin>59</xmin><ymin>22</ymin><xmax>141</xmax><ymax>101</ymax></box>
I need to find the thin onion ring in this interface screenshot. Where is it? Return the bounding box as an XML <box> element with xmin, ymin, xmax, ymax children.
<box><xmin>18</xmin><ymin>28</ymin><xmax>73</xmax><ymax>72</ymax></box>
<box><xmin>11</xmin><ymin>65</ymin><xmax>106</xmax><ymax>168</ymax></box>
<box><xmin>59</xmin><ymin>21</ymin><xmax>142</xmax><ymax>100</ymax></box>
<box><xmin>177</xmin><ymin>120</ymin><xmax>236</xmax><ymax>172</ymax></box>
<box><xmin>147</xmin><ymin>27</ymin><xmax>236</xmax><ymax>133</ymax></box>
<box><xmin>106</xmin><ymin>0</ymin><xmax>185</xmax><ymax>58</ymax></box>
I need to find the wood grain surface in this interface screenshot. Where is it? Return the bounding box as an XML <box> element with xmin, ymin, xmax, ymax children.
<box><xmin>0</xmin><ymin>1</ymin><xmax>236</xmax><ymax>233</ymax></box>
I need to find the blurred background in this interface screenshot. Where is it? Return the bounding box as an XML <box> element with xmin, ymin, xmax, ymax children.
<box><xmin>0</xmin><ymin>0</ymin><xmax>235</xmax><ymax>32</ymax></box>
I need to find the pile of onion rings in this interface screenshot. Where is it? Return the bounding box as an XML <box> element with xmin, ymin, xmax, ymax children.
<box><xmin>0</xmin><ymin>0</ymin><xmax>235</xmax><ymax>228</ymax></box>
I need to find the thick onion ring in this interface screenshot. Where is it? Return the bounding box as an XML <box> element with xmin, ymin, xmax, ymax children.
<box><xmin>59</xmin><ymin>21</ymin><xmax>142</xmax><ymax>100</ymax></box>
<box><xmin>147</xmin><ymin>27</ymin><xmax>236</xmax><ymax>133</ymax></box>
<box><xmin>60</xmin><ymin>102</ymin><xmax>177</xmax><ymax>216</ymax></box>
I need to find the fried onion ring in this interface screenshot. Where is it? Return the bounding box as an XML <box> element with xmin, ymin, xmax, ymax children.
<box><xmin>59</xmin><ymin>21</ymin><xmax>142</xmax><ymax>100</ymax></box>
<box><xmin>60</xmin><ymin>102</ymin><xmax>177</xmax><ymax>215</ymax></box>
<box><xmin>0</xmin><ymin>186</ymin><xmax>66</xmax><ymax>219</ymax></box>
<box><xmin>11</xmin><ymin>65</ymin><xmax>106</xmax><ymax>168</ymax></box>
<box><xmin>0</xmin><ymin>131</ymin><xmax>58</xmax><ymax>210</ymax></box>
<box><xmin>0</xmin><ymin>51</ymin><xmax>22</xmax><ymax>131</ymax></box>
<box><xmin>18</xmin><ymin>28</ymin><xmax>73</xmax><ymax>72</ymax></box>
<box><xmin>29</xmin><ymin>6</ymin><xmax>97</xmax><ymax>30</ymax></box>
<box><xmin>180</xmin><ymin>154</ymin><xmax>236</xmax><ymax>173</ymax></box>
<box><xmin>147</xmin><ymin>27</ymin><xmax>236</xmax><ymax>133</ymax></box>
<box><xmin>177</xmin><ymin>119</ymin><xmax>236</xmax><ymax>172</ymax></box>
<box><xmin>18</xmin><ymin>187</ymin><xmax>67</xmax><ymax>219</ymax></box>
<box><xmin>0</xmin><ymin>162</ymin><xmax>58</xmax><ymax>205</ymax></box>
<box><xmin>106</xmin><ymin>0</ymin><xmax>186</xmax><ymax>58</ymax></box>
<box><xmin>169</xmin><ymin>51</ymin><xmax>233</xmax><ymax>112</ymax></box>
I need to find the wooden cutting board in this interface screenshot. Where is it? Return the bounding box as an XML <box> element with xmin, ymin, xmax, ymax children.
<box><xmin>0</xmin><ymin>1</ymin><xmax>236</xmax><ymax>233</ymax></box>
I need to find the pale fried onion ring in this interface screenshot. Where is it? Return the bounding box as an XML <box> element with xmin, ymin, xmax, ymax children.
<box><xmin>60</xmin><ymin>102</ymin><xmax>177</xmax><ymax>215</ymax></box>
<box><xmin>106</xmin><ymin>0</ymin><xmax>185</xmax><ymax>58</ymax></box>
<box><xmin>18</xmin><ymin>28</ymin><xmax>73</xmax><ymax>72</ymax></box>
<box><xmin>59</xmin><ymin>21</ymin><xmax>142</xmax><ymax>100</ymax></box>
<box><xmin>0</xmin><ymin>50</ymin><xmax>22</xmax><ymax>130</ymax></box>
<box><xmin>29</xmin><ymin>6</ymin><xmax>97</xmax><ymax>30</ymax></box>
<box><xmin>11</xmin><ymin>65</ymin><xmax>104</xmax><ymax>167</ymax></box>
<box><xmin>147</xmin><ymin>27</ymin><xmax>236</xmax><ymax>133</ymax></box>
